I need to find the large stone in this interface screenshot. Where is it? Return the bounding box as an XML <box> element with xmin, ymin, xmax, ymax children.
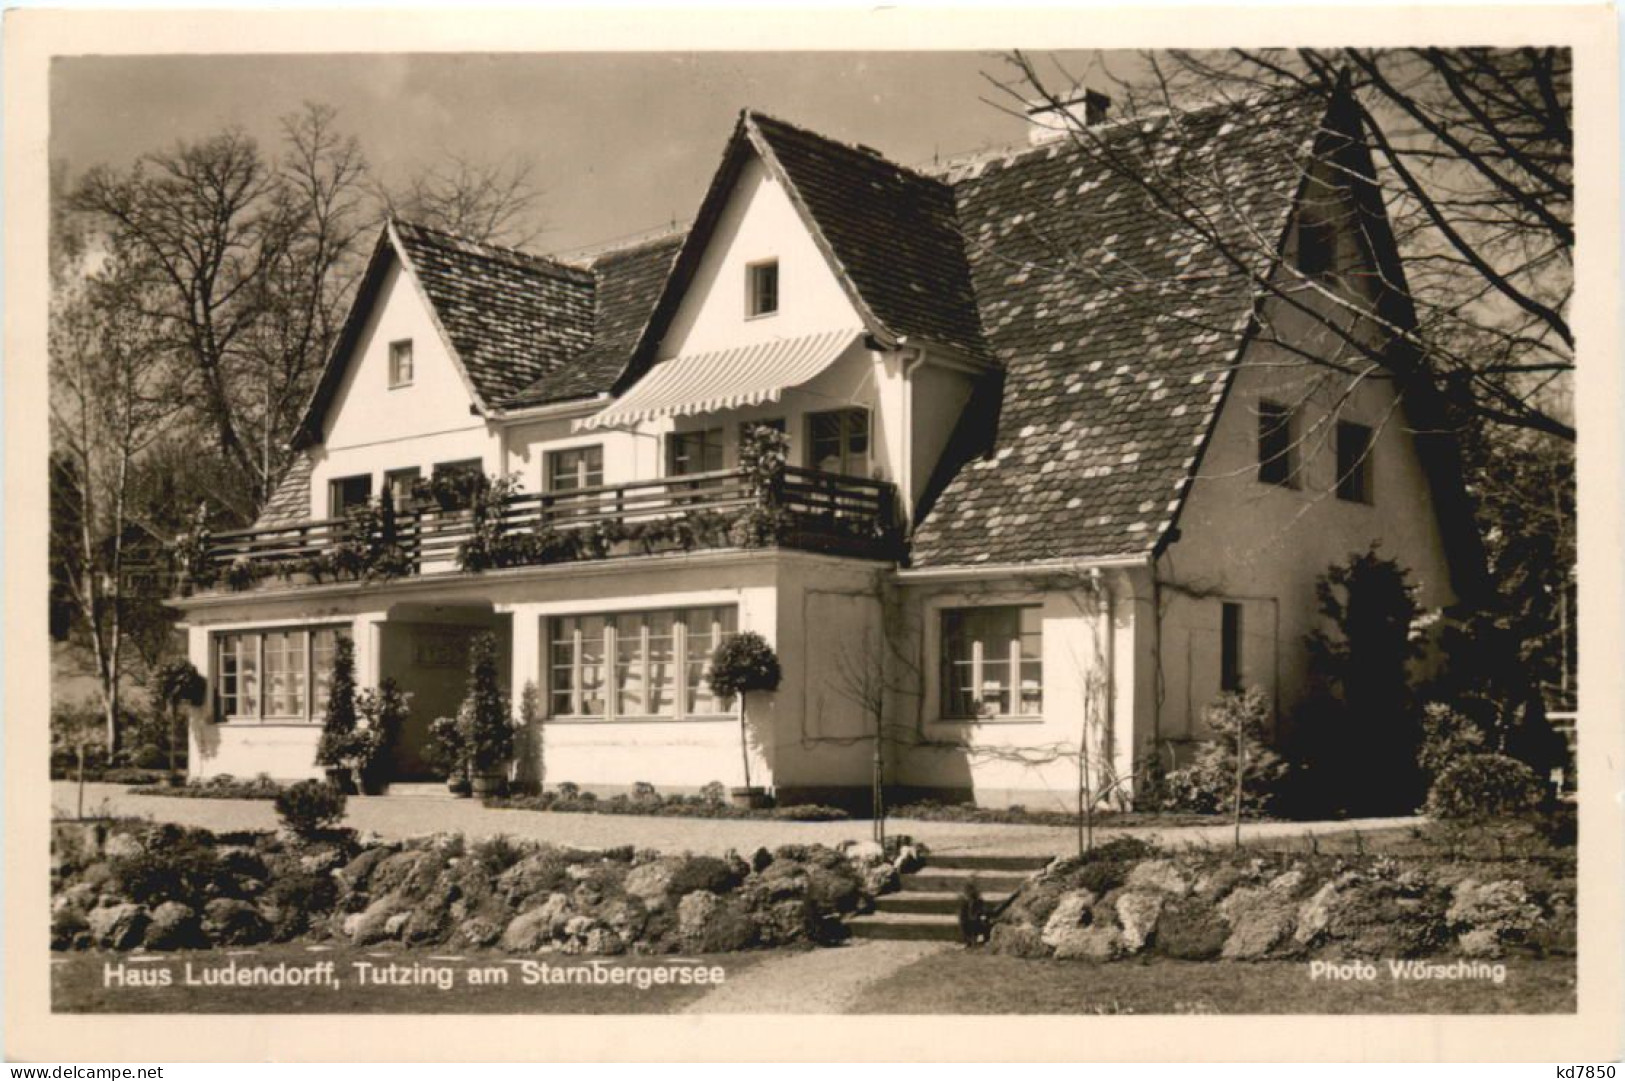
<box><xmin>203</xmin><ymin>898</ymin><xmax>270</xmax><ymax>946</ymax></box>
<box><xmin>1446</xmin><ymin>879</ymin><xmax>1540</xmax><ymax>956</ymax></box>
<box><xmin>335</xmin><ymin>848</ymin><xmax>393</xmax><ymax>896</ymax></box>
<box><xmin>143</xmin><ymin>902</ymin><xmax>202</xmax><ymax>950</ymax></box>
<box><xmin>1125</xmin><ymin>859</ymin><xmax>1191</xmax><ymax>898</ymax></box>
<box><xmin>299</xmin><ymin>848</ymin><xmax>347</xmax><ymax>876</ymax></box>
<box><xmin>1218</xmin><ymin>886</ymin><xmax>1297</xmax><ymax>960</ymax></box>
<box><xmin>369</xmin><ymin>849</ymin><xmax>443</xmax><ymax>898</ymax></box>
<box><xmin>622</xmin><ymin>859</ymin><xmax>681</xmax><ymax>911</ymax></box>
<box><xmin>759</xmin><ymin>899</ymin><xmax>815</xmax><ymax>944</ymax></box>
<box><xmin>1115</xmin><ymin>890</ymin><xmax>1166</xmax><ymax>952</ymax></box>
<box><xmin>1040</xmin><ymin>889</ymin><xmax>1098</xmax><ymax>948</ymax></box>
<box><xmin>103</xmin><ymin>833</ymin><xmax>144</xmax><ymax>860</ymax></box>
<box><xmin>60</xmin><ymin>882</ymin><xmax>99</xmax><ymax>914</ymax></box>
<box><xmin>860</xmin><ymin>862</ymin><xmax>900</xmax><ymax>898</ymax></box>
<box><xmin>345</xmin><ymin>894</ymin><xmax>410</xmax><ymax>945</ymax></box>
<box><xmin>844</xmin><ymin>840</ymin><xmax>886</xmax><ymax>866</ymax></box>
<box><xmin>458</xmin><ymin>916</ymin><xmax>504</xmax><ymax>949</ymax></box>
<box><xmin>1052</xmin><ymin>926</ymin><xmax>1121</xmax><ymax>962</ymax></box>
<box><xmin>88</xmin><ymin>903</ymin><xmax>150</xmax><ymax>950</ymax></box>
<box><xmin>1294</xmin><ymin>880</ymin><xmax>1346</xmax><ymax>947</ymax></box>
<box><xmin>501</xmin><ymin>907</ymin><xmax>554</xmax><ymax>953</ymax></box>
<box><xmin>498</xmin><ymin>854</ymin><xmax>570</xmax><ymax>905</ymax></box>
<box><xmin>1192</xmin><ymin>864</ymin><xmax>1244</xmax><ymax>901</ymax></box>
<box><xmin>678</xmin><ymin>890</ymin><xmax>721</xmax><ymax>937</ymax></box>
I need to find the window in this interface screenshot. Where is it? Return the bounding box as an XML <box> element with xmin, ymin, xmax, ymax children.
<box><xmin>385</xmin><ymin>467</ymin><xmax>421</xmax><ymax>509</ymax></box>
<box><xmin>809</xmin><ymin>408</ymin><xmax>870</xmax><ymax>477</ymax></box>
<box><xmin>547</xmin><ymin>445</ymin><xmax>604</xmax><ymax>492</ymax></box>
<box><xmin>1335</xmin><ymin>421</ymin><xmax>1374</xmax><ymax>503</ymax></box>
<box><xmin>214</xmin><ymin>626</ymin><xmax>349</xmax><ymax>722</ymax></box>
<box><xmin>388</xmin><ymin>340</ymin><xmax>414</xmax><ymax>387</ymax></box>
<box><xmin>328</xmin><ymin>474</ymin><xmax>373</xmax><ymax>517</ymax></box>
<box><xmin>548</xmin><ymin>607</ymin><xmax>737</xmax><ymax>720</ymax></box>
<box><xmin>1221</xmin><ymin>602</ymin><xmax>1244</xmax><ymax>692</ymax></box>
<box><xmin>942</xmin><ymin>606</ymin><xmax>1043</xmax><ymax>719</ymax></box>
<box><xmin>667</xmin><ymin>428</ymin><xmax>724</xmax><ymax>477</ymax></box>
<box><xmin>746</xmin><ymin>260</ymin><xmax>779</xmax><ymax>317</ymax></box>
<box><xmin>1256</xmin><ymin>401</ymin><xmax>1297</xmax><ymax>488</ymax></box>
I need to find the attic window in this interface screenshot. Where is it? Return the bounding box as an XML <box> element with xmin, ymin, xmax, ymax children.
<box><xmin>1335</xmin><ymin>420</ymin><xmax>1374</xmax><ymax>504</ymax></box>
<box><xmin>747</xmin><ymin>260</ymin><xmax>779</xmax><ymax>318</ymax></box>
<box><xmin>1257</xmin><ymin>400</ymin><xmax>1298</xmax><ymax>488</ymax></box>
<box><xmin>1296</xmin><ymin>210</ymin><xmax>1336</xmax><ymax>279</ymax></box>
<box><xmin>389</xmin><ymin>340</ymin><xmax>414</xmax><ymax>388</ymax></box>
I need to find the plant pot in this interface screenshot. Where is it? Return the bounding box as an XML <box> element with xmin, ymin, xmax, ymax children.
<box><xmin>729</xmin><ymin>786</ymin><xmax>771</xmax><ymax>810</ymax></box>
<box><xmin>471</xmin><ymin>774</ymin><xmax>508</xmax><ymax>798</ymax></box>
<box><xmin>324</xmin><ymin>767</ymin><xmax>358</xmax><ymax>794</ymax></box>
<box><xmin>448</xmin><ymin>776</ymin><xmax>473</xmax><ymax>798</ymax></box>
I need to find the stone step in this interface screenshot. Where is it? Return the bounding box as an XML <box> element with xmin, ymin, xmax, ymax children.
<box><xmin>846</xmin><ymin>911</ymin><xmax>963</xmax><ymax>942</ymax></box>
<box><xmin>924</xmin><ymin>854</ymin><xmax>1054</xmax><ymax>872</ymax></box>
<box><xmin>900</xmin><ymin>867</ymin><xmax>1032</xmax><ymax>893</ymax></box>
<box><xmin>876</xmin><ymin>890</ymin><xmax>1011</xmax><ymax>915</ymax></box>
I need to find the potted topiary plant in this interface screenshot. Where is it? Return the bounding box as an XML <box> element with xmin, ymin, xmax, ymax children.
<box><xmin>428</xmin><ymin>713</ymin><xmax>472</xmax><ymax>796</ymax></box>
<box><xmin>354</xmin><ymin>678</ymin><xmax>411</xmax><ymax>795</ymax></box>
<box><xmin>153</xmin><ymin>658</ymin><xmax>205</xmax><ymax>784</ymax></box>
<box><xmin>462</xmin><ymin>632</ymin><xmax>517</xmax><ymax>797</ymax></box>
<box><xmin>707</xmin><ymin>631</ymin><xmax>782</xmax><ymax>809</ymax></box>
<box><xmin>314</xmin><ymin>636</ymin><xmax>362</xmax><ymax>793</ymax></box>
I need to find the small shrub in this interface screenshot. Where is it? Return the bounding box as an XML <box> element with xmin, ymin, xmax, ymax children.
<box><xmin>274</xmin><ymin>780</ymin><xmax>348</xmax><ymax>836</ymax></box>
<box><xmin>708</xmin><ymin>632</ymin><xmax>782</xmax><ymax>702</ymax></box>
<box><xmin>470</xmin><ymin>834</ymin><xmax>529</xmax><ymax>876</ymax></box>
<box><xmin>1426</xmin><ymin>754</ymin><xmax>1545</xmax><ymax>820</ymax></box>
<box><xmin>1084</xmin><ymin>837</ymin><xmax>1159</xmax><ymax>865</ymax></box>
<box><xmin>131</xmin><ymin>744</ymin><xmax>166</xmax><ymax>770</ymax></box>
<box><xmin>262</xmin><ymin>870</ymin><xmax>338</xmax><ymax>941</ymax></box>
<box><xmin>770</xmin><ymin>804</ymin><xmax>849</xmax><ymax>822</ymax></box>
<box><xmin>111</xmin><ymin>836</ymin><xmax>228</xmax><ymax>909</ymax></box>
<box><xmin>1417</xmin><ymin>702</ymin><xmax>1487</xmax><ymax>782</ymax></box>
<box><xmin>631</xmin><ymin>781</ymin><xmax>658</xmax><ymax>803</ymax></box>
<box><xmin>1161</xmin><ymin>689</ymin><xmax>1288</xmax><ymax>814</ymax></box>
<box><xmin>700</xmin><ymin>781</ymin><xmax>727</xmax><ymax>806</ymax></box>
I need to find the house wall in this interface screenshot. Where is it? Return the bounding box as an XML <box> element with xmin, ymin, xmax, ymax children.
<box><xmin>888</xmin><ymin>567</ymin><xmax>1143</xmax><ymax>811</ymax></box>
<box><xmin>308</xmin><ymin>258</ymin><xmax>496</xmax><ymax>517</ymax></box>
<box><xmin>1152</xmin><ymin>180</ymin><xmax>1457</xmax><ymax>754</ymax></box>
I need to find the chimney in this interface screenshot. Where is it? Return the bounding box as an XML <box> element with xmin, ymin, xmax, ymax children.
<box><xmin>1025</xmin><ymin>88</ymin><xmax>1112</xmax><ymax>145</ymax></box>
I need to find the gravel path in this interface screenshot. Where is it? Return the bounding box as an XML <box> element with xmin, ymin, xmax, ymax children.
<box><xmin>681</xmin><ymin>940</ymin><xmax>949</xmax><ymax>1014</ymax></box>
<box><xmin>53</xmin><ymin>782</ymin><xmax>1421</xmax><ymax>857</ymax></box>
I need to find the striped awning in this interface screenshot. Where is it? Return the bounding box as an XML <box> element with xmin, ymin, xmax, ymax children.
<box><xmin>579</xmin><ymin>329</ymin><xmax>863</xmax><ymax>430</ymax></box>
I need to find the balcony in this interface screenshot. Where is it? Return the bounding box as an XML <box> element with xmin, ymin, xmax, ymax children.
<box><xmin>183</xmin><ymin>466</ymin><xmax>901</xmax><ymax>594</ymax></box>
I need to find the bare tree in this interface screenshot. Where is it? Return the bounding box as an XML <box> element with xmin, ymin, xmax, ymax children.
<box><xmin>991</xmin><ymin>48</ymin><xmax>1572</xmax><ymax>444</ymax></box>
<box><xmin>49</xmin><ymin>264</ymin><xmax>185</xmax><ymax>751</ymax></box>
<box><xmin>372</xmin><ymin>151</ymin><xmax>546</xmax><ymax>248</ymax></box>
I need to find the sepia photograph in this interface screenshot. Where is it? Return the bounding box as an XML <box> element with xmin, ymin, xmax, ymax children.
<box><xmin>7</xmin><ymin>6</ymin><xmax>1620</xmax><ymax>1063</ymax></box>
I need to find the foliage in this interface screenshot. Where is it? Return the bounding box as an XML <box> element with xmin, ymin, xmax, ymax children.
<box><xmin>453</xmin><ymin>474</ymin><xmax>523</xmax><ymax>571</ymax></box>
<box><xmin>314</xmin><ymin>636</ymin><xmax>361</xmax><ymax>769</ymax></box>
<box><xmin>462</xmin><ymin>632</ymin><xmax>515</xmax><ymax>775</ymax></box>
<box><xmin>354</xmin><ymin>679</ymin><xmax>411</xmax><ymax>782</ymax></box>
<box><xmin>708</xmin><ymin>632</ymin><xmax>783</xmax><ymax>701</ymax></box>
<box><xmin>1292</xmin><ymin>548</ymin><xmax>1426</xmax><ymax>815</ymax></box>
<box><xmin>1416</xmin><ymin>701</ymin><xmax>1487</xmax><ymax>782</ymax></box>
<box><xmin>1160</xmin><ymin>689</ymin><xmax>1289</xmax><ymax>814</ymax></box>
<box><xmin>274</xmin><ymin>779</ymin><xmax>348</xmax><ymax>836</ymax></box>
<box><xmin>173</xmin><ymin>503</ymin><xmax>216</xmax><ymax>589</ymax></box>
<box><xmin>110</xmin><ymin>830</ymin><xmax>230</xmax><ymax>909</ymax></box>
<box><xmin>427</xmin><ymin>714</ymin><xmax>472</xmax><ymax>781</ymax></box>
<box><xmin>154</xmin><ymin>659</ymin><xmax>205</xmax><ymax>708</ymax></box>
<box><xmin>485</xmin><ymin>786</ymin><xmax>850</xmax><ymax>822</ymax></box>
<box><xmin>131</xmin><ymin>774</ymin><xmax>284</xmax><ymax>800</ymax></box>
<box><xmin>1426</xmin><ymin>754</ymin><xmax>1546</xmax><ymax>820</ymax></box>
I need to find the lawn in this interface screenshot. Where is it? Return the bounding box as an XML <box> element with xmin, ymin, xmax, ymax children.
<box><xmin>52</xmin><ymin>942</ymin><xmax>767</xmax><ymax>1014</ymax></box>
<box><xmin>848</xmin><ymin>951</ymin><xmax>1577</xmax><ymax>1015</ymax></box>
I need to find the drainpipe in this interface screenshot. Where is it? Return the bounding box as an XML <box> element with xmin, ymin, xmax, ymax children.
<box><xmin>1087</xmin><ymin>566</ymin><xmax>1116</xmax><ymax>806</ymax></box>
<box><xmin>897</xmin><ymin>344</ymin><xmax>926</xmax><ymax>527</ymax></box>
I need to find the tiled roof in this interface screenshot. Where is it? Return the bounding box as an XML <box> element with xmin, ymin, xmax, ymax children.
<box><xmin>909</xmin><ymin>91</ymin><xmax>1327</xmax><ymax>566</ymax></box>
<box><xmin>503</xmin><ymin>232</ymin><xmax>685</xmax><ymax>408</ymax></box>
<box><xmin>747</xmin><ymin>113</ymin><xmax>988</xmax><ymax>359</ymax></box>
<box><xmin>392</xmin><ymin>221</ymin><xmax>596</xmax><ymax>404</ymax></box>
<box><xmin>253</xmin><ymin>454</ymin><xmax>314</xmax><ymax>529</ymax></box>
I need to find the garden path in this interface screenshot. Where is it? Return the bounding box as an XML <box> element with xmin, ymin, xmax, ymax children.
<box><xmin>53</xmin><ymin>783</ymin><xmax>1422</xmax><ymax>858</ymax></box>
<box><xmin>679</xmin><ymin>939</ymin><xmax>949</xmax><ymax>1014</ymax></box>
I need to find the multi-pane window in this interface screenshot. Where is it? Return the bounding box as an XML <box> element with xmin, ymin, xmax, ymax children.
<box><xmin>384</xmin><ymin>467</ymin><xmax>421</xmax><ymax>510</ymax></box>
<box><xmin>747</xmin><ymin>259</ymin><xmax>779</xmax><ymax>317</ymax></box>
<box><xmin>667</xmin><ymin>429</ymin><xmax>724</xmax><ymax>477</ymax></box>
<box><xmin>809</xmin><ymin>408</ymin><xmax>870</xmax><ymax>477</ymax></box>
<box><xmin>942</xmin><ymin>606</ymin><xmax>1043</xmax><ymax>719</ymax></box>
<box><xmin>388</xmin><ymin>339</ymin><xmax>414</xmax><ymax>387</ymax></box>
<box><xmin>1335</xmin><ymin>421</ymin><xmax>1374</xmax><ymax>504</ymax></box>
<box><xmin>548</xmin><ymin>445</ymin><xmax>604</xmax><ymax>492</ymax></box>
<box><xmin>328</xmin><ymin>474</ymin><xmax>373</xmax><ymax>517</ymax></box>
<box><xmin>1256</xmin><ymin>401</ymin><xmax>1297</xmax><ymax>488</ymax></box>
<box><xmin>549</xmin><ymin>607</ymin><xmax>738</xmax><ymax>720</ymax></box>
<box><xmin>215</xmin><ymin>626</ymin><xmax>349</xmax><ymax>722</ymax></box>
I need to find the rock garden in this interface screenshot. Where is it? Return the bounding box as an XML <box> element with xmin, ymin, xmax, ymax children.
<box><xmin>50</xmin><ymin>816</ymin><xmax>916</xmax><ymax>957</ymax></box>
<box><xmin>988</xmin><ymin>832</ymin><xmax>1576</xmax><ymax>964</ymax></box>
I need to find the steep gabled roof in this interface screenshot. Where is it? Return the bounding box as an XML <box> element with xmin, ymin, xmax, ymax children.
<box><xmin>910</xmin><ymin>90</ymin><xmax>1329</xmax><ymax>566</ymax></box>
<box><xmin>502</xmin><ymin>232</ymin><xmax>685</xmax><ymax>409</ymax></box>
<box><xmin>617</xmin><ymin>111</ymin><xmax>989</xmax><ymax>391</ymax></box>
<box><xmin>392</xmin><ymin>220</ymin><xmax>596</xmax><ymax>404</ymax></box>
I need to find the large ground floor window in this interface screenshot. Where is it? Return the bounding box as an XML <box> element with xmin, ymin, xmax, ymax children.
<box><xmin>549</xmin><ymin>606</ymin><xmax>738</xmax><ymax>720</ymax></box>
<box><xmin>215</xmin><ymin>625</ymin><xmax>350</xmax><ymax>722</ymax></box>
<box><xmin>942</xmin><ymin>605</ymin><xmax>1043</xmax><ymax>719</ymax></box>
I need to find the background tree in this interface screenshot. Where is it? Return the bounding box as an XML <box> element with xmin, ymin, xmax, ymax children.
<box><xmin>371</xmin><ymin>151</ymin><xmax>546</xmax><ymax>248</ymax></box>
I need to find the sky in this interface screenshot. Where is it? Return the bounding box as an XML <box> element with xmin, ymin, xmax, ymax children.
<box><xmin>52</xmin><ymin>51</ymin><xmax>1124</xmax><ymax>257</ymax></box>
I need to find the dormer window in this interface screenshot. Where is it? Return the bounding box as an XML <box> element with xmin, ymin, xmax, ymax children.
<box><xmin>746</xmin><ymin>260</ymin><xmax>779</xmax><ymax>318</ymax></box>
<box><xmin>388</xmin><ymin>339</ymin><xmax>414</xmax><ymax>388</ymax></box>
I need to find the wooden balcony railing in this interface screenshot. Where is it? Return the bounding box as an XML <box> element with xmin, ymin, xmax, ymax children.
<box><xmin>192</xmin><ymin>466</ymin><xmax>900</xmax><ymax>589</ymax></box>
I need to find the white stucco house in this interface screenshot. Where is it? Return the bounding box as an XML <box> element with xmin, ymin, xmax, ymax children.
<box><xmin>172</xmin><ymin>85</ymin><xmax>1481</xmax><ymax>810</ymax></box>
